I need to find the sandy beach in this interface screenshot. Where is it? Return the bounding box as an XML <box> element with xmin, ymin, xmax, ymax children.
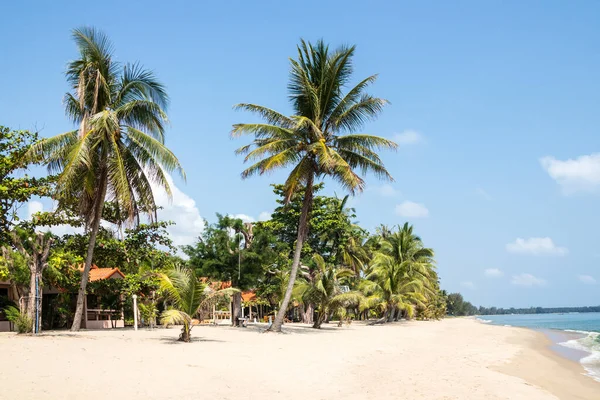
<box><xmin>0</xmin><ymin>318</ymin><xmax>597</xmax><ymax>400</ymax></box>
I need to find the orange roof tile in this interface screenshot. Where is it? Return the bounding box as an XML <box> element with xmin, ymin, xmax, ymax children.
<box><xmin>242</xmin><ymin>291</ymin><xmax>256</xmax><ymax>302</ymax></box>
<box><xmin>79</xmin><ymin>264</ymin><xmax>125</xmax><ymax>282</ymax></box>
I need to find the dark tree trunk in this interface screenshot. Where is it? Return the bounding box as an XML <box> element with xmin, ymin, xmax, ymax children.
<box><xmin>313</xmin><ymin>312</ymin><xmax>327</xmax><ymax>329</ymax></box>
<box><xmin>301</xmin><ymin>303</ymin><xmax>314</xmax><ymax>324</ymax></box>
<box><xmin>388</xmin><ymin>306</ymin><xmax>396</xmax><ymax>322</ymax></box>
<box><xmin>270</xmin><ymin>175</ymin><xmax>313</xmax><ymax>333</ymax></box>
<box><xmin>71</xmin><ymin>169</ymin><xmax>107</xmax><ymax>331</ymax></box>
<box><xmin>231</xmin><ymin>291</ymin><xmax>242</xmax><ymax>326</ymax></box>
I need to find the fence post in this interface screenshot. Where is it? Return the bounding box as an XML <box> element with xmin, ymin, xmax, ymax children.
<box><xmin>132</xmin><ymin>294</ymin><xmax>138</xmax><ymax>331</ymax></box>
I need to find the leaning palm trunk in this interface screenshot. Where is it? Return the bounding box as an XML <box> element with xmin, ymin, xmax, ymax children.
<box><xmin>312</xmin><ymin>311</ymin><xmax>327</xmax><ymax>329</ymax></box>
<box><xmin>270</xmin><ymin>178</ymin><xmax>313</xmax><ymax>332</ymax></box>
<box><xmin>71</xmin><ymin>169</ymin><xmax>107</xmax><ymax>331</ymax></box>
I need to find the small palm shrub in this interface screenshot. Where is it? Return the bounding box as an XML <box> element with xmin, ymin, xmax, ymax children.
<box><xmin>4</xmin><ymin>306</ymin><xmax>33</xmax><ymax>334</ymax></box>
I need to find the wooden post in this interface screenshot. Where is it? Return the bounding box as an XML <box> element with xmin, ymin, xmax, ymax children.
<box><xmin>132</xmin><ymin>295</ymin><xmax>138</xmax><ymax>331</ymax></box>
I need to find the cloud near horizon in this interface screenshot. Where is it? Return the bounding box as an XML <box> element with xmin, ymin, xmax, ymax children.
<box><xmin>394</xmin><ymin>130</ymin><xmax>424</xmax><ymax>146</ymax></box>
<box><xmin>506</xmin><ymin>237</ymin><xmax>568</xmax><ymax>256</ymax></box>
<box><xmin>577</xmin><ymin>275</ymin><xmax>597</xmax><ymax>285</ymax></box>
<box><xmin>153</xmin><ymin>175</ymin><xmax>205</xmax><ymax>248</ymax></box>
<box><xmin>461</xmin><ymin>281</ymin><xmax>475</xmax><ymax>289</ymax></box>
<box><xmin>395</xmin><ymin>201</ymin><xmax>429</xmax><ymax>218</ymax></box>
<box><xmin>511</xmin><ymin>273</ymin><xmax>547</xmax><ymax>287</ymax></box>
<box><xmin>540</xmin><ymin>153</ymin><xmax>600</xmax><ymax>194</ymax></box>
<box><xmin>258</xmin><ymin>211</ymin><xmax>271</xmax><ymax>221</ymax></box>
<box><xmin>475</xmin><ymin>188</ymin><xmax>492</xmax><ymax>201</ymax></box>
<box><xmin>484</xmin><ymin>268</ymin><xmax>503</xmax><ymax>277</ymax></box>
<box><xmin>378</xmin><ymin>184</ymin><xmax>400</xmax><ymax>197</ymax></box>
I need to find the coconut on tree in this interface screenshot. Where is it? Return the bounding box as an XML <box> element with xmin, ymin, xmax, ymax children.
<box><xmin>232</xmin><ymin>39</ymin><xmax>397</xmax><ymax>332</ymax></box>
<box><xmin>26</xmin><ymin>27</ymin><xmax>184</xmax><ymax>331</ymax></box>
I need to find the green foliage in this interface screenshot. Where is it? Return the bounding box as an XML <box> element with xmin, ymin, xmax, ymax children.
<box><xmin>52</xmin><ymin>222</ymin><xmax>180</xmax><ymax>274</ymax></box>
<box><xmin>294</xmin><ymin>254</ymin><xmax>362</xmax><ymax>328</ymax></box>
<box><xmin>260</xmin><ymin>184</ymin><xmax>367</xmax><ymax>264</ymax></box>
<box><xmin>0</xmin><ymin>126</ymin><xmax>54</xmax><ymax>244</ymax></box>
<box><xmin>446</xmin><ymin>293</ymin><xmax>478</xmax><ymax>316</ymax></box>
<box><xmin>138</xmin><ymin>301</ymin><xmax>158</xmax><ymax>327</ymax></box>
<box><xmin>25</xmin><ymin>27</ymin><xmax>184</xmax><ymax>228</ymax></box>
<box><xmin>183</xmin><ymin>214</ymin><xmax>262</xmax><ymax>289</ymax></box>
<box><xmin>4</xmin><ymin>305</ymin><xmax>33</xmax><ymax>333</ymax></box>
<box><xmin>44</xmin><ymin>249</ymin><xmax>83</xmax><ymax>292</ymax></box>
<box><xmin>0</xmin><ymin>246</ymin><xmax>30</xmax><ymax>288</ymax></box>
<box><xmin>362</xmin><ymin>223</ymin><xmax>438</xmax><ymax>321</ymax></box>
<box><xmin>159</xmin><ymin>266</ymin><xmax>236</xmax><ymax>342</ymax></box>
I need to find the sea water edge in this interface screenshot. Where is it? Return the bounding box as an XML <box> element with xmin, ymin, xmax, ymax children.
<box><xmin>476</xmin><ymin>313</ymin><xmax>600</xmax><ymax>383</ymax></box>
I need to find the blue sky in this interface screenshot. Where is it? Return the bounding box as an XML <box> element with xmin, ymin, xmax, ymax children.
<box><xmin>2</xmin><ymin>1</ymin><xmax>599</xmax><ymax>308</ymax></box>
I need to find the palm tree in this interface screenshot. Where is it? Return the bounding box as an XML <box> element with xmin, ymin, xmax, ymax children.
<box><xmin>232</xmin><ymin>39</ymin><xmax>396</xmax><ymax>332</ymax></box>
<box><xmin>159</xmin><ymin>267</ymin><xmax>236</xmax><ymax>342</ymax></box>
<box><xmin>363</xmin><ymin>223</ymin><xmax>437</xmax><ymax>322</ymax></box>
<box><xmin>26</xmin><ymin>27</ymin><xmax>184</xmax><ymax>330</ymax></box>
<box><xmin>294</xmin><ymin>255</ymin><xmax>361</xmax><ymax>328</ymax></box>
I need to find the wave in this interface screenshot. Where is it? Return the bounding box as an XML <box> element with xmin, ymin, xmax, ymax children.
<box><xmin>476</xmin><ymin>318</ymin><xmax>492</xmax><ymax>323</ymax></box>
<box><xmin>558</xmin><ymin>331</ymin><xmax>600</xmax><ymax>382</ymax></box>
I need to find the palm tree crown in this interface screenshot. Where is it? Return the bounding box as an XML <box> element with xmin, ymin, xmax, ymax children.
<box><xmin>30</xmin><ymin>27</ymin><xmax>183</xmax><ymax>226</ymax></box>
<box><xmin>232</xmin><ymin>39</ymin><xmax>397</xmax><ymax>201</ymax></box>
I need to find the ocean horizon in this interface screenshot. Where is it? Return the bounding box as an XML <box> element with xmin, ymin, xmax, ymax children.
<box><xmin>477</xmin><ymin>312</ymin><xmax>600</xmax><ymax>382</ymax></box>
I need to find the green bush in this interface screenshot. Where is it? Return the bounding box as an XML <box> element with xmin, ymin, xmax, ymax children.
<box><xmin>4</xmin><ymin>306</ymin><xmax>33</xmax><ymax>334</ymax></box>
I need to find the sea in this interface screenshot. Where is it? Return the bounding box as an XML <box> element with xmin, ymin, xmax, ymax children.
<box><xmin>477</xmin><ymin>313</ymin><xmax>600</xmax><ymax>382</ymax></box>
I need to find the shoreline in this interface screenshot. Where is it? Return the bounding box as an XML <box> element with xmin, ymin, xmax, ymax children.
<box><xmin>486</xmin><ymin>323</ymin><xmax>600</xmax><ymax>399</ymax></box>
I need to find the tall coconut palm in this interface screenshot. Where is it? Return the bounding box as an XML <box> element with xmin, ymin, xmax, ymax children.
<box><xmin>26</xmin><ymin>27</ymin><xmax>184</xmax><ymax>330</ymax></box>
<box><xmin>232</xmin><ymin>39</ymin><xmax>396</xmax><ymax>332</ymax></box>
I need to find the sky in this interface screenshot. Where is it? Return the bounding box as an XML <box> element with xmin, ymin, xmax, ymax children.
<box><xmin>1</xmin><ymin>1</ymin><xmax>599</xmax><ymax>308</ymax></box>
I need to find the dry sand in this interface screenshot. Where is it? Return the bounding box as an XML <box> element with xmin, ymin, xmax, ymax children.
<box><xmin>0</xmin><ymin>318</ymin><xmax>597</xmax><ymax>399</ymax></box>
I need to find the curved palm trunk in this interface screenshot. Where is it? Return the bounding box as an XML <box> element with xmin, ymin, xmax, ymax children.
<box><xmin>71</xmin><ymin>169</ymin><xmax>108</xmax><ymax>331</ymax></box>
<box><xmin>179</xmin><ymin>322</ymin><xmax>191</xmax><ymax>342</ymax></box>
<box><xmin>312</xmin><ymin>311</ymin><xmax>327</xmax><ymax>329</ymax></box>
<box><xmin>270</xmin><ymin>176</ymin><xmax>313</xmax><ymax>332</ymax></box>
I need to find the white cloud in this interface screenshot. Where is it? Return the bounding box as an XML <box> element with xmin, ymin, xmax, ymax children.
<box><xmin>378</xmin><ymin>184</ymin><xmax>399</xmax><ymax>197</ymax></box>
<box><xmin>540</xmin><ymin>153</ymin><xmax>600</xmax><ymax>194</ymax></box>
<box><xmin>506</xmin><ymin>237</ymin><xmax>568</xmax><ymax>256</ymax></box>
<box><xmin>258</xmin><ymin>211</ymin><xmax>271</xmax><ymax>221</ymax></box>
<box><xmin>511</xmin><ymin>273</ymin><xmax>547</xmax><ymax>287</ymax></box>
<box><xmin>578</xmin><ymin>275</ymin><xmax>597</xmax><ymax>285</ymax></box>
<box><xmin>26</xmin><ymin>201</ymin><xmax>44</xmax><ymax>219</ymax></box>
<box><xmin>461</xmin><ymin>281</ymin><xmax>475</xmax><ymax>289</ymax></box>
<box><xmin>475</xmin><ymin>188</ymin><xmax>492</xmax><ymax>201</ymax></box>
<box><xmin>394</xmin><ymin>130</ymin><xmax>423</xmax><ymax>146</ymax></box>
<box><xmin>21</xmin><ymin>200</ymin><xmax>83</xmax><ymax>236</ymax></box>
<box><xmin>395</xmin><ymin>201</ymin><xmax>429</xmax><ymax>218</ymax></box>
<box><xmin>232</xmin><ymin>214</ymin><xmax>255</xmax><ymax>223</ymax></box>
<box><xmin>153</xmin><ymin>175</ymin><xmax>205</xmax><ymax>248</ymax></box>
<box><xmin>484</xmin><ymin>268</ymin><xmax>503</xmax><ymax>277</ymax></box>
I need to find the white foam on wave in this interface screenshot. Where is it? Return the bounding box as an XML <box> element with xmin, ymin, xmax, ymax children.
<box><xmin>477</xmin><ymin>318</ymin><xmax>492</xmax><ymax>324</ymax></box>
<box><xmin>565</xmin><ymin>329</ymin><xmax>594</xmax><ymax>335</ymax></box>
<box><xmin>558</xmin><ymin>332</ymin><xmax>600</xmax><ymax>382</ymax></box>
